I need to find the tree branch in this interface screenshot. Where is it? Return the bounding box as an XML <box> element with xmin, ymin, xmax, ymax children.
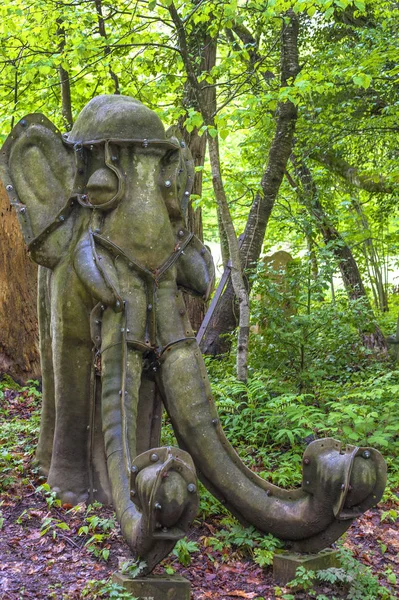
<box><xmin>311</xmin><ymin>150</ymin><xmax>394</xmax><ymax>194</ymax></box>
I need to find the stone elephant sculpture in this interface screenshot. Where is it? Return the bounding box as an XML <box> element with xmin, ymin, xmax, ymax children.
<box><xmin>0</xmin><ymin>95</ymin><xmax>387</xmax><ymax>573</ymax></box>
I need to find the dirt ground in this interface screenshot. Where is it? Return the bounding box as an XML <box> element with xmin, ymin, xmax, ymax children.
<box><xmin>1</xmin><ymin>387</ymin><xmax>398</xmax><ymax>599</ymax></box>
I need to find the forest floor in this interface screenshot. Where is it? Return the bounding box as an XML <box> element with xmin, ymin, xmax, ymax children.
<box><xmin>1</xmin><ymin>385</ymin><xmax>398</xmax><ymax>599</ymax></box>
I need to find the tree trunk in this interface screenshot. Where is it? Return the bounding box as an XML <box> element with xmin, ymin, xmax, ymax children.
<box><xmin>291</xmin><ymin>158</ymin><xmax>387</xmax><ymax>351</ymax></box>
<box><xmin>200</xmin><ymin>10</ymin><xmax>300</xmax><ymax>355</ymax></box>
<box><xmin>179</xmin><ymin>22</ymin><xmax>217</xmax><ymax>332</ymax></box>
<box><xmin>0</xmin><ymin>182</ymin><xmax>40</xmax><ymax>382</ymax></box>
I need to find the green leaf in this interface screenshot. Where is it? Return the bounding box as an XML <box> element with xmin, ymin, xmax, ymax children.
<box><xmin>353</xmin><ymin>73</ymin><xmax>372</xmax><ymax>89</ymax></box>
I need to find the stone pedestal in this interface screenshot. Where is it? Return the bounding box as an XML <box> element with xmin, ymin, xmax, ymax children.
<box><xmin>112</xmin><ymin>573</ymin><xmax>191</xmax><ymax>600</ymax></box>
<box><xmin>273</xmin><ymin>549</ymin><xmax>339</xmax><ymax>585</ymax></box>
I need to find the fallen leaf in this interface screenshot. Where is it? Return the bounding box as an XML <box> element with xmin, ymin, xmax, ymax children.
<box><xmin>226</xmin><ymin>592</ymin><xmax>258</xmax><ymax>598</ymax></box>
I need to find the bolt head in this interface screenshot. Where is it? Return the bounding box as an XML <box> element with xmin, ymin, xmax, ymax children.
<box><xmin>362</xmin><ymin>450</ymin><xmax>371</xmax><ymax>459</ymax></box>
<box><xmin>187</xmin><ymin>483</ymin><xmax>196</xmax><ymax>493</ymax></box>
<box><xmin>150</xmin><ymin>453</ymin><xmax>159</xmax><ymax>463</ymax></box>
<box><xmin>116</xmin><ymin>300</ymin><xmax>121</xmax><ymax>308</ymax></box>
<box><xmin>147</xmin><ymin>304</ymin><xmax>153</xmax><ymax>311</ymax></box>
<box><xmin>131</xmin><ymin>465</ymin><xmax>138</xmax><ymax>474</ymax></box>
<box><xmin>178</xmin><ymin>230</ymin><xmax>184</xmax><ymax>237</ymax></box>
<box><xmin>304</xmin><ymin>458</ymin><xmax>310</xmax><ymax>465</ymax></box>
<box><xmin>142</xmin><ymin>139</ymin><xmax>149</xmax><ymax>148</ymax></box>
<box><xmin>6</xmin><ymin>185</ymin><xmax>13</xmax><ymax>191</ymax></box>
<box><xmin>165</xmin><ymin>180</ymin><xmax>172</xmax><ymax>188</ymax></box>
<box><xmin>130</xmin><ymin>490</ymin><xmax>136</xmax><ymax>497</ymax></box>
<box><xmin>59</xmin><ymin>215</ymin><xmax>65</xmax><ymax>221</ymax></box>
<box><xmin>211</xmin><ymin>418</ymin><xmax>218</xmax><ymax>426</ymax></box>
<box><xmin>154</xmin><ymin>502</ymin><xmax>162</xmax><ymax>510</ymax></box>
<box><xmin>20</xmin><ymin>119</ymin><xmax>27</xmax><ymax>127</ymax></box>
<box><xmin>184</xmin><ymin>191</ymin><xmax>190</xmax><ymax>197</ymax></box>
<box><xmin>19</xmin><ymin>207</ymin><xmax>26</xmax><ymax>213</ymax></box>
<box><xmin>180</xmin><ymin>141</ymin><xmax>186</xmax><ymax>148</ymax></box>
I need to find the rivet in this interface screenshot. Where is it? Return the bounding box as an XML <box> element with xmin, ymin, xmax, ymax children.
<box><xmin>142</xmin><ymin>139</ymin><xmax>149</xmax><ymax>148</ymax></box>
<box><xmin>6</xmin><ymin>184</ymin><xmax>13</xmax><ymax>191</ymax></box>
<box><xmin>304</xmin><ymin>458</ymin><xmax>310</xmax><ymax>465</ymax></box>
<box><xmin>305</xmin><ymin>480</ymin><xmax>310</xmax><ymax>485</ymax></box>
<box><xmin>89</xmin><ymin>144</ymin><xmax>94</xmax><ymax>151</ymax></box>
<box><xmin>178</xmin><ymin>230</ymin><xmax>184</xmax><ymax>237</ymax></box>
<box><xmin>148</xmin><ymin>304</ymin><xmax>153</xmax><ymax>311</ymax></box>
<box><xmin>101</xmin><ymin>305</ymin><xmax>105</xmax><ymax>311</ymax></box>
<box><xmin>180</xmin><ymin>141</ymin><xmax>186</xmax><ymax>148</ymax></box>
<box><xmin>187</xmin><ymin>483</ymin><xmax>196</xmax><ymax>493</ymax></box>
<box><xmin>184</xmin><ymin>191</ymin><xmax>190</xmax><ymax>197</ymax></box>
<box><xmin>132</xmin><ymin>466</ymin><xmax>138</xmax><ymax>474</ymax></box>
<box><xmin>59</xmin><ymin>215</ymin><xmax>65</xmax><ymax>221</ymax></box>
<box><xmin>165</xmin><ymin>180</ymin><xmax>172</xmax><ymax>188</ymax></box>
<box><xmin>150</xmin><ymin>453</ymin><xmax>159</xmax><ymax>462</ymax></box>
<box><xmin>211</xmin><ymin>418</ymin><xmax>218</xmax><ymax>426</ymax></box>
<box><xmin>362</xmin><ymin>450</ymin><xmax>371</xmax><ymax>459</ymax></box>
<box><xmin>155</xmin><ymin>502</ymin><xmax>162</xmax><ymax>510</ymax></box>
<box><xmin>20</xmin><ymin>119</ymin><xmax>27</xmax><ymax>127</ymax></box>
<box><xmin>20</xmin><ymin>207</ymin><xmax>26</xmax><ymax>213</ymax></box>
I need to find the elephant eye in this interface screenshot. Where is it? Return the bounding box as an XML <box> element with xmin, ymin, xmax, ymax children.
<box><xmin>86</xmin><ymin>168</ymin><xmax>118</xmax><ymax>205</ymax></box>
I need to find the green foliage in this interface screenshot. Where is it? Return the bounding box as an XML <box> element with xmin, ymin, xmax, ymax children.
<box><xmin>81</xmin><ymin>579</ymin><xmax>137</xmax><ymax>599</ymax></box>
<box><xmin>77</xmin><ymin>504</ymin><xmax>116</xmax><ymax>561</ymax></box>
<box><xmin>172</xmin><ymin>537</ymin><xmax>200</xmax><ymax>566</ymax></box>
<box><xmin>286</xmin><ymin>547</ymin><xmax>396</xmax><ymax>599</ymax></box>
<box><xmin>120</xmin><ymin>559</ymin><xmax>147</xmax><ymax>578</ymax></box>
<box><xmin>204</xmin><ymin>518</ymin><xmax>282</xmax><ymax>567</ymax></box>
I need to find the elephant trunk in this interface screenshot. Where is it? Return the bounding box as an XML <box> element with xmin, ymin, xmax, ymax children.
<box><xmin>159</xmin><ymin>342</ymin><xmax>386</xmax><ymax>552</ymax></box>
<box><xmin>101</xmin><ymin>321</ymin><xmax>198</xmax><ymax>573</ymax></box>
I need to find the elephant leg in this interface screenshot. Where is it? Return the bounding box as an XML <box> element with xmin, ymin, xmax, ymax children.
<box><xmin>46</xmin><ymin>263</ymin><xmax>93</xmax><ymax>505</ymax></box>
<box><xmin>35</xmin><ymin>266</ymin><xmax>55</xmax><ymax>475</ymax></box>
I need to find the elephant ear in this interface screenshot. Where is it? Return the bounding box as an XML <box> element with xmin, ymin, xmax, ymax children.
<box><xmin>165</xmin><ymin>125</ymin><xmax>194</xmax><ymax>222</ymax></box>
<box><xmin>0</xmin><ymin>114</ymin><xmax>75</xmax><ymax>263</ymax></box>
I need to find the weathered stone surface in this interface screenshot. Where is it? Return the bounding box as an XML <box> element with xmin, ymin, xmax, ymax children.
<box><xmin>273</xmin><ymin>549</ymin><xmax>340</xmax><ymax>585</ymax></box>
<box><xmin>112</xmin><ymin>573</ymin><xmax>191</xmax><ymax>600</ymax></box>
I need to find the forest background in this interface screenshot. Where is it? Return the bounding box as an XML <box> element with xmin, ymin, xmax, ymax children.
<box><xmin>0</xmin><ymin>0</ymin><xmax>399</xmax><ymax>598</ymax></box>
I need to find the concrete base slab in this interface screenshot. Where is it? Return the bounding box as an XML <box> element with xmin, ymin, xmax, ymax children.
<box><xmin>112</xmin><ymin>573</ymin><xmax>191</xmax><ymax>600</ymax></box>
<box><xmin>273</xmin><ymin>549</ymin><xmax>340</xmax><ymax>585</ymax></box>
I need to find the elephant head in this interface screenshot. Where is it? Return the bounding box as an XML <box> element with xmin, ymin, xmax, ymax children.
<box><xmin>0</xmin><ymin>95</ymin><xmax>387</xmax><ymax>573</ymax></box>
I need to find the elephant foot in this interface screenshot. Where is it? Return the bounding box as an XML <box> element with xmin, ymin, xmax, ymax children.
<box><xmin>119</xmin><ymin>447</ymin><xmax>199</xmax><ymax>574</ymax></box>
<box><xmin>47</xmin><ymin>467</ymin><xmax>89</xmax><ymax>506</ymax></box>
